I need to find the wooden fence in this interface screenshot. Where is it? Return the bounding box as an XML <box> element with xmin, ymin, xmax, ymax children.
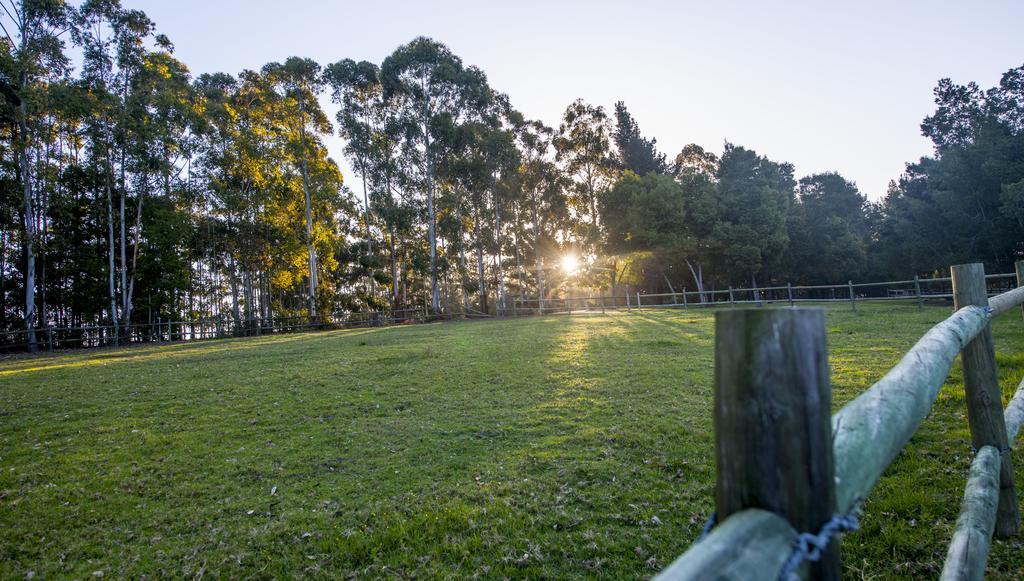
<box><xmin>656</xmin><ymin>261</ymin><xmax>1024</xmax><ymax>581</ymax></box>
<box><xmin>0</xmin><ymin>307</ymin><xmax>443</xmax><ymax>353</ymax></box>
<box><xmin>511</xmin><ymin>271</ymin><xmax>1020</xmax><ymax>315</ymax></box>
<box><xmin>5</xmin><ymin>268</ymin><xmax>1021</xmax><ymax>355</ymax></box>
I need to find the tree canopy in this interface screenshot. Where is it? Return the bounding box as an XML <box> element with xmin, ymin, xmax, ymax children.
<box><xmin>1</xmin><ymin>2</ymin><xmax>1021</xmax><ymax>350</ymax></box>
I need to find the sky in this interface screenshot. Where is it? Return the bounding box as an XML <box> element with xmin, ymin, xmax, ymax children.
<box><xmin>128</xmin><ymin>0</ymin><xmax>1024</xmax><ymax>201</ymax></box>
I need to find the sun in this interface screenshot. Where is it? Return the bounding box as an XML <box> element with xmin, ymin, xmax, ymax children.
<box><xmin>561</xmin><ymin>254</ymin><xmax>579</xmax><ymax>274</ymax></box>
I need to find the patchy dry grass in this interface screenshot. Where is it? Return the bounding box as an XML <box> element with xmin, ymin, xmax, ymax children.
<box><xmin>1</xmin><ymin>304</ymin><xmax>1023</xmax><ymax>579</ymax></box>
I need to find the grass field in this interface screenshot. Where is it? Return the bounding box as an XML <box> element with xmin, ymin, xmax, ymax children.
<box><xmin>2</xmin><ymin>304</ymin><xmax>1024</xmax><ymax>579</ymax></box>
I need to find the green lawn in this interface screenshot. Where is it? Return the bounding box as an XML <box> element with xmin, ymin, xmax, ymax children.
<box><xmin>2</xmin><ymin>304</ymin><xmax>1024</xmax><ymax>579</ymax></box>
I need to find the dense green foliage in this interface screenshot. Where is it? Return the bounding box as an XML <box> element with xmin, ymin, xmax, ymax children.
<box><xmin>2</xmin><ymin>305</ymin><xmax>1024</xmax><ymax>578</ymax></box>
<box><xmin>2</xmin><ymin>0</ymin><xmax>1022</xmax><ymax>351</ymax></box>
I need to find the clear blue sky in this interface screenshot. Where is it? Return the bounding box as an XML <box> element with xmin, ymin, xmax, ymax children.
<box><xmin>130</xmin><ymin>0</ymin><xmax>1023</xmax><ymax>200</ymax></box>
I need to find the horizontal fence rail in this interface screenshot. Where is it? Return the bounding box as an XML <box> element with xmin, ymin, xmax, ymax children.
<box><xmin>512</xmin><ymin>271</ymin><xmax>1019</xmax><ymax>317</ymax></box>
<box><xmin>10</xmin><ymin>271</ymin><xmax>1018</xmax><ymax>354</ymax></box>
<box><xmin>657</xmin><ymin>260</ymin><xmax>1024</xmax><ymax>580</ymax></box>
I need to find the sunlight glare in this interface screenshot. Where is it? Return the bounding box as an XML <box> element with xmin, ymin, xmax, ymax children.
<box><xmin>561</xmin><ymin>254</ymin><xmax>579</xmax><ymax>274</ymax></box>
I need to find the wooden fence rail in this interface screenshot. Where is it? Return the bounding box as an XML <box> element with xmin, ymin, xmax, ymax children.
<box><xmin>657</xmin><ymin>261</ymin><xmax>1024</xmax><ymax>580</ymax></box>
<box><xmin>512</xmin><ymin>271</ymin><xmax>1019</xmax><ymax>316</ymax></box>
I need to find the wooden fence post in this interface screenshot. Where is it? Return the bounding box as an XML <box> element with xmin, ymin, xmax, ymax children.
<box><xmin>715</xmin><ymin>308</ymin><xmax>838</xmax><ymax>579</ymax></box>
<box><xmin>951</xmin><ymin>262</ymin><xmax>1020</xmax><ymax>537</ymax></box>
<box><xmin>914</xmin><ymin>275</ymin><xmax>923</xmax><ymax>311</ymax></box>
<box><xmin>636</xmin><ymin>291</ymin><xmax>641</xmax><ymax>309</ymax></box>
<box><xmin>682</xmin><ymin>287</ymin><xmax>688</xmax><ymax>309</ymax></box>
<box><xmin>848</xmin><ymin>280</ymin><xmax>856</xmax><ymax>311</ymax></box>
<box><xmin>1016</xmin><ymin>260</ymin><xmax>1024</xmax><ymax>320</ymax></box>
<box><xmin>787</xmin><ymin>282</ymin><xmax>794</xmax><ymax>307</ymax></box>
<box><xmin>728</xmin><ymin>286</ymin><xmax>734</xmax><ymax>305</ymax></box>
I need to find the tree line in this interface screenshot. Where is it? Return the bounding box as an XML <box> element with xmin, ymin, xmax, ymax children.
<box><xmin>2</xmin><ymin>0</ymin><xmax>1023</xmax><ymax>350</ymax></box>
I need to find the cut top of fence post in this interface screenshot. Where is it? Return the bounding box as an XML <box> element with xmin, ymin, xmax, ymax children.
<box><xmin>714</xmin><ymin>308</ymin><xmax>839</xmax><ymax>579</ymax></box>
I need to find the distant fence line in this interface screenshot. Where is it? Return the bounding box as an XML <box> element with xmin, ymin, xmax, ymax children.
<box><xmin>0</xmin><ymin>307</ymin><xmax>452</xmax><ymax>353</ymax></box>
<box><xmin>3</xmin><ymin>270</ymin><xmax>1020</xmax><ymax>354</ymax></box>
<box><xmin>656</xmin><ymin>260</ymin><xmax>1024</xmax><ymax>580</ymax></box>
<box><xmin>511</xmin><ymin>271</ymin><xmax>1019</xmax><ymax>314</ymax></box>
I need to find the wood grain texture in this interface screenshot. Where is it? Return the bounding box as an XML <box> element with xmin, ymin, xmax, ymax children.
<box><xmin>832</xmin><ymin>305</ymin><xmax>990</xmax><ymax>512</ymax></box>
<box><xmin>654</xmin><ymin>509</ymin><xmax>796</xmax><ymax>581</ymax></box>
<box><xmin>952</xmin><ymin>263</ymin><xmax>1019</xmax><ymax>538</ymax></box>
<box><xmin>1005</xmin><ymin>376</ymin><xmax>1024</xmax><ymax>443</ymax></box>
<box><xmin>940</xmin><ymin>445</ymin><xmax>1001</xmax><ymax>581</ymax></box>
<box><xmin>714</xmin><ymin>308</ymin><xmax>837</xmax><ymax>579</ymax></box>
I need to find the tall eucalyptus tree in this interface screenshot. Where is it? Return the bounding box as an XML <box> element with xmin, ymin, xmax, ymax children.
<box><xmin>1</xmin><ymin>0</ymin><xmax>71</xmax><ymax>350</ymax></box>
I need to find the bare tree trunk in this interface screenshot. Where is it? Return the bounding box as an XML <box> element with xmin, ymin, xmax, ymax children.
<box><xmin>104</xmin><ymin>153</ymin><xmax>119</xmax><ymax>346</ymax></box>
<box><xmin>512</xmin><ymin>210</ymin><xmax>526</xmax><ymax>305</ymax></box>
<box><xmin>456</xmin><ymin>205</ymin><xmax>470</xmax><ymax>315</ymax></box>
<box><xmin>298</xmin><ymin>100</ymin><xmax>318</xmax><ymax>320</ymax></box>
<box><xmin>228</xmin><ymin>252</ymin><xmax>241</xmax><ymax>332</ymax></box>
<box><xmin>493</xmin><ymin>196</ymin><xmax>506</xmax><ymax>315</ymax></box>
<box><xmin>474</xmin><ymin>205</ymin><xmax>487</xmax><ymax>313</ymax></box>
<box><xmin>124</xmin><ymin>172</ymin><xmax>147</xmax><ymax>333</ymax></box>
<box><xmin>389</xmin><ymin>224</ymin><xmax>399</xmax><ymax>311</ymax></box>
<box><xmin>663</xmin><ymin>271</ymin><xmax>676</xmax><ymax>297</ymax></box>
<box><xmin>18</xmin><ymin>99</ymin><xmax>37</xmax><ymax>351</ymax></box>
<box><xmin>422</xmin><ymin>100</ymin><xmax>439</xmax><ymax>314</ymax></box>
<box><xmin>531</xmin><ymin>189</ymin><xmax>545</xmax><ymax>308</ymax></box>
<box><xmin>244</xmin><ymin>267</ymin><xmax>255</xmax><ymax>332</ymax></box>
<box><xmin>685</xmin><ymin>258</ymin><xmax>706</xmax><ymax>303</ymax></box>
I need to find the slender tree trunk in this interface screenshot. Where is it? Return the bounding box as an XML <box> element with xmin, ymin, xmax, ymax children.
<box><xmin>358</xmin><ymin>156</ymin><xmax>375</xmax><ymax>296</ymax></box>
<box><xmin>298</xmin><ymin>100</ymin><xmax>318</xmax><ymax>319</ymax></box>
<box><xmin>389</xmin><ymin>224</ymin><xmax>399</xmax><ymax>311</ymax></box>
<box><xmin>663</xmin><ymin>271</ymin><xmax>676</xmax><ymax>296</ymax></box>
<box><xmin>513</xmin><ymin>205</ymin><xmax>526</xmax><ymax>305</ymax></box>
<box><xmin>685</xmin><ymin>259</ymin><xmax>706</xmax><ymax>303</ymax></box>
<box><xmin>244</xmin><ymin>267</ymin><xmax>254</xmax><ymax>331</ymax></box>
<box><xmin>124</xmin><ymin>172</ymin><xmax>147</xmax><ymax>333</ymax></box>
<box><xmin>530</xmin><ymin>188</ymin><xmax>545</xmax><ymax>306</ymax></box>
<box><xmin>38</xmin><ymin>133</ymin><xmax>52</xmax><ymax>334</ymax></box>
<box><xmin>493</xmin><ymin>196</ymin><xmax>506</xmax><ymax>315</ymax></box>
<box><xmin>17</xmin><ymin>88</ymin><xmax>38</xmax><ymax>351</ymax></box>
<box><xmin>423</xmin><ymin>105</ymin><xmax>439</xmax><ymax>314</ymax></box>
<box><xmin>360</xmin><ymin>158</ymin><xmax>372</xmax><ymax>254</ymax></box>
<box><xmin>1</xmin><ymin>229</ymin><xmax>7</xmax><ymax>329</ymax></box>
<box><xmin>228</xmin><ymin>252</ymin><xmax>241</xmax><ymax>332</ymax></box>
<box><xmin>119</xmin><ymin>180</ymin><xmax>127</xmax><ymax>317</ymax></box>
<box><xmin>455</xmin><ymin>203</ymin><xmax>470</xmax><ymax>314</ymax></box>
<box><xmin>104</xmin><ymin>152</ymin><xmax>120</xmax><ymax>345</ymax></box>
<box><xmin>474</xmin><ymin>205</ymin><xmax>487</xmax><ymax>313</ymax></box>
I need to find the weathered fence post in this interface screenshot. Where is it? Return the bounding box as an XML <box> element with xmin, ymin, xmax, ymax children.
<box><xmin>848</xmin><ymin>280</ymin><xmax>856</xmax><ymax>311</ymax></box>
<box><xmin>728</xmin><ymin>286</ymin><xmax>734</xmax><ymax>305</ymax></box>
<box><xmin>787</xmin><ymin>282</ymin><xmax>794</xmax><ymax>307</ymax></box>
<box><xmin>715</xmin><ymin>308</ymin><xmax>838</xmax><ymax>580</ymax></box>
<box><xmin>951</xmin><ymin>262</ymin><xmax>1020</xmax><ymax>537</ymax></box>
<box><xmin>626</xmin><ymin>288</ymin><xmax>631</xmax><ymax>312</ymax></box>
<box><xmin>636</xmin><ymin>291</ymin><xmax>642</xmax><ymax>309</ymax></box>
<box><xmin>682</xmin><ymin>287</ymin><xmax>688</xmax><ymax>309</ymax></box>
<box><xmin>914</xmin><ymin>275</ymin><xmax>923</xmax><ymax>311</ymax></box>
<box><xmin>1016</xmin><ymin>260</ymin><xmax>1024</xmax><ymax>320</ymax></box>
